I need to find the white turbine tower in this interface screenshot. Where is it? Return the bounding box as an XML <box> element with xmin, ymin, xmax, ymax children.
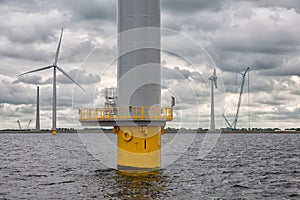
<box><xmin>17</xmin><ymin>28</ymin><xmax>84</xmax><ymax>135</ymax></box>
<box><xmin>209</xmin><ymin>68</ymin><xmax>218</xmax><ymax>131</ymax></box>
<box><xmin>36</xmin><ymin>86</ymin><xmax>40</xmax><ymax>131</ymax></box>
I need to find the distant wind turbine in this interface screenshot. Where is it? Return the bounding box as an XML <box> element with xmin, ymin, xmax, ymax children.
<box><xmin>209</xmin><ymin>68</ymin><xmax>218</xmax><ymax>131</ymax></box>
<box><xmin>36</xmin><ymin>86</ymin><xmax>40</xmax><ymax>131</ymax></box>
<box><xmin>17</xmin><ymin>28</ymin><xmax>84</xmax><ymax>135</ymax></box>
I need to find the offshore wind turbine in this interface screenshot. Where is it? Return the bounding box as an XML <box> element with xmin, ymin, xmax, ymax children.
<box><xmin>18</xmin><ymin>28</ymin><xmax>84</xmax><ymax>135</ymax></box>
<box><xmin>209</xmin><ymin>68</ymin><xmax>218</xmax><ymax>131</ymax></box>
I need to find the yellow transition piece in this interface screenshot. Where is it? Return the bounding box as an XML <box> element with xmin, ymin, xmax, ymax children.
<box><xmin>52</xmin><ymin>129</ymin><xmax>57</xmax><ymax>135</ymax></box>
<box><xmin>115</xmin><ymin>126</ymin><xmax>163</xmax><ymax>171</ymax></box>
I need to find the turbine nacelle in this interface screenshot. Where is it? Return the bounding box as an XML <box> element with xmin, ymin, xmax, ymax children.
<box><xmin>209</xmin><ymin>68</ymin><xmax>218</xmax><ymax>89</ymax></box>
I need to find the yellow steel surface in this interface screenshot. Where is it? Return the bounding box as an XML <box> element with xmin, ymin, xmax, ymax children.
<box><xmin>51</xmin><ymin>129</ymin><xmax>57</xmax><ymax>135</ymax></box>
<box><xmin>116</xmin><ymin>126</ymin><xmax>162</xmax><ymax>169</ymax></box>
<box><xmin>79</xmin><ymin>106</ymin><xmax>173</xmax><ymax>121</ymax></box>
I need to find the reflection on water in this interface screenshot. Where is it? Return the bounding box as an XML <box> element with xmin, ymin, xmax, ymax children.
<box><xmin>94</xmin><ymin>169</ymin><xmax>168</xmax><ymax>199</ymax></box>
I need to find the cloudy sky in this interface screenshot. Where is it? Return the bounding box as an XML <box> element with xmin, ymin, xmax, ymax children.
<box><xmin>0</xmin><ymin>0</ymin><xmax>299</xmax><ymax>130</ymax></box>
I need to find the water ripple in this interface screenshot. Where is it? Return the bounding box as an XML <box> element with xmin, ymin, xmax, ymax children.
<box><xmin>0</xmin><ymin>133</ymin><xmax>299</xmax><ymax>199</ymax></box>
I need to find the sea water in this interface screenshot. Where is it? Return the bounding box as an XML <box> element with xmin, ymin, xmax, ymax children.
<box><xmin>0</xmin><ymin>133</ymin><xmax>299</xmax><ymax>199</ymax></box>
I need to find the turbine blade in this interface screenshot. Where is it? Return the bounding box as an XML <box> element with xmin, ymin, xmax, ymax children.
<box><xmin>56</xmin><ymin>66</ymin><xmax>85</xmax><ymax>91</ymax></box>
<box><xmin>213</xmin><ymin>68</ymin><xmax>216</xmax><ymax>77</ymax></box>
<box><xmin>54</xmin><ymin>28</ymin><xmax>63</xmax><ymax>66</ymax></box>
<box><xmin>17</xmin><ymin>65</ymin><xmax>53</xmax><ymax>77</ymax></box>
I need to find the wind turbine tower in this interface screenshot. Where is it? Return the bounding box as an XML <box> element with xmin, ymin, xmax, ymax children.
<box><xmin>79</xmin><ymin>0</ymin><xmax>174</xmax><ymax>171</ymax></box>
<box><xmin>209</xmin><ymin>68</ymin><xmax>218</xmax><ymax>130</ymax></box>
<box><xmin>36</xmin><ymin>86</ymin><xmax>40</xmax><ymax>131</ymax></box>
<box><xmin>18</xmin><ymin>29</ymin><xmax>84</xmax><ymax>135</ymax></box>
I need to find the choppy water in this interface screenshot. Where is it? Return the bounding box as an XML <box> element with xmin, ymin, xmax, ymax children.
<box><xmin>0</xmin><ymin>133</ymin><xmax>299</xmax><ymax>199</ymax></box>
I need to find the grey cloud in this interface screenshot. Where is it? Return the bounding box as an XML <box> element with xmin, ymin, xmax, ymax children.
<box><xmin>162</xmin><ymin>0</ymin><xmax>223</xmax><ymax>13</ymax></box>
<box><xmin>56</xmin><ymin>95</ymin><xmax>72</xmax><ymax>107</ymax></box>
<box><xmin>216</xmin><ymin>41</ymin><xmax>299</xmax><ymax>55</ymax></box>
<box><xmin>249</xmin><ymin>78</ymin><xmax>273</xmax><ymax>93</ymax></box>
<box><xmin>254</xmin><ymin>94</ymin><xmax>287</xmax><ymax>106</ymax></box>
<box><xmin>162</xmin><ymin>66</ymin><xmax>206</xmax><ymax>83</ymax></box>
<box><xmin>61</xmin><ymin>40</ymin><xmax>96</xmax><ymax>63</ymax></box>
<box><xmin>0</xmin><ymin>78</ymin><xmax>36</xmax><ymax>105</ymax></box>
<box><xmin>1</xmin><ymin>73</ymin><xmax>99</xmax><ymax>111</ymax></box>
<box><xmin>13</xmin><ymin>75</ymin><xmax>43</xmax><ymax>85</ymax></box>
<box><xmin>166</xmin><ymin>80</ymin><xmax>210</xmax><ymax>105</ymax></box>
<box><xmin>212</xmin><ymin>49</ymin><xmax>298</xmax><ymax>76</ymax></box>
<box><xmin>162</xmin><ymin>66</ymin><xmax>189</xmax><ymax>80</ymax></box>
<box><xmin>0</xmin><ymin>42</ymin><xmax>51</xmax><ymax>61</ymax></box>
<box><xmin>222</xmin><ymin>69</ymin><xmax>299</xmax><ymax>96</ymax></box>
<box><xmin>221</xmin><ymin>71</ymin><xmax>251</xmax><ymax>93</ymax></box>
<box><xmin>0</xmin><ymin>9</ymin><xmax>67</xmax><ymax>44</ymax></box>
<box><xmin>261</xmin><ymin>59</ymin><xmax>300</xmax><ymax>76</ymax></box>
<box><xmin>15</xmin><ymin>104</ymin><xmax>35</xmax><ymax>115</ymax></box>
<box><xmin>254</xmin><ymin>0</ymin><xmax>300</xmax><ymax>13</ymax></box>
<box><xmin>0</xmin><ymin>0</ymin><xmax>42</xmax><ymax>12</ymax></box>
<box><xmin>213</xmin><ymin>51</ymin><xmax>290</xmax><ymax>74</ymax></box>
<box><xmin>269</xmin><ymin>106</ymin><xmax>300</xmax><ymax>120</ymax></box>
<box><xmin>1</xmin><ymin>0</ymin><xmax>44</xmax><ymax>9</ymax></box>
<box><xmin>13</xmin><ymin>69</ymin><xmax>101</xmax><ymax>86</ymax></box>
<box><xmin>252</xmin><ymin>56</ymin><xmax>285</xmax><ymax>71</ymax></box>
<box><xmin>63</xmin><ymin>0</ymin><xmax>116</xmax><ymax>21</ymax></box>
<box><xmin>169</xmin><ymin>2</ymin><xmax>300</xmax><ymax>76</ymax></box>
<box><xmin>55</xmin><ymin>69</ymin><xmax>101</xmax><ymax>85</ymax></box>
<box><xmin>162</xmin><ymin>4</ymin><xmax>225</xmax><ymax>32</ymax></box>
<box><xmin>291</xmin><ymin>90</ymin><xmax>300</xmax><ymax>95</ymax></box>
<box><xmin>0</xmin><ymin>105</ymin><xmax>23</xmax><ymax>118</ymax></box>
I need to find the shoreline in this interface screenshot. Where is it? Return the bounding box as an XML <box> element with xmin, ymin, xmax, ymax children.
<box><xmin>0</xmin><ymin>129</ymin><xmax>299</xmax><ymax>134</ymax></box>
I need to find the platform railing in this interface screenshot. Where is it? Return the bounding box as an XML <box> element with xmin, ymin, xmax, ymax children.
<box><xmin>79</xmin><ymin>106</ymin><xmax>173</xmax><ymax>121</ymax></box>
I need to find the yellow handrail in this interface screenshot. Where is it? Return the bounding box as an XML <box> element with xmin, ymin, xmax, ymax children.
<box><xmin>79</xmin><ymin>106</ymin><xmax>173</xmax><ymax>121</ymax></box>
